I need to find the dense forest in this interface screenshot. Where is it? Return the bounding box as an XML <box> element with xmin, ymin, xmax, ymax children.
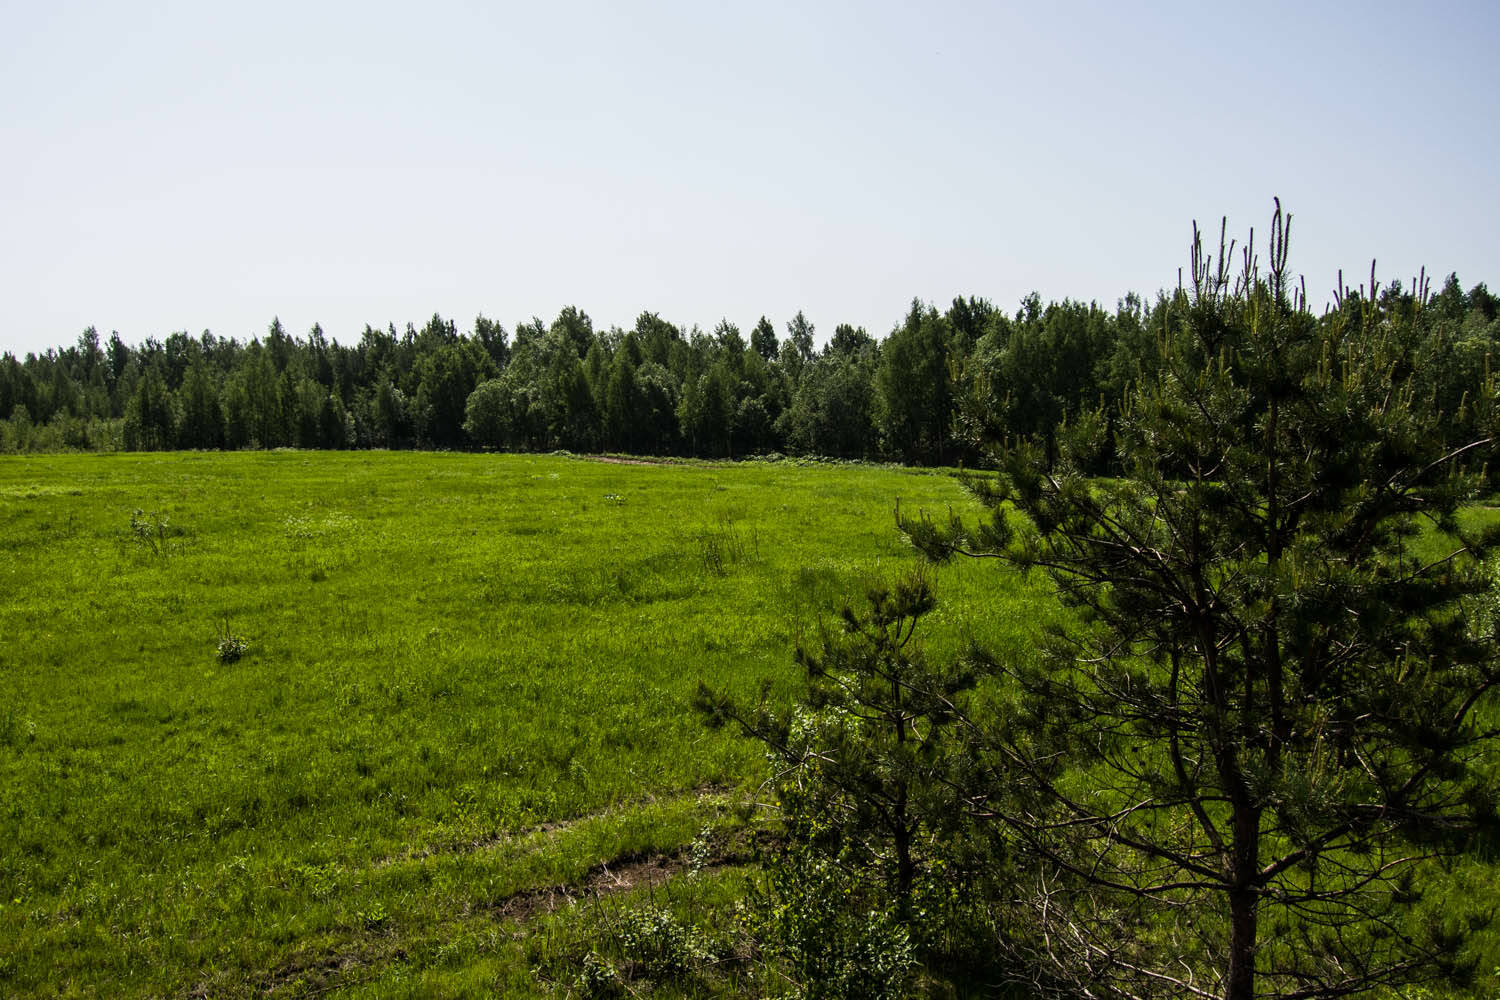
<box><xmin>4</xmin><ymin>271</ymin><xmax>1497</xmax><ymax>466</ymax></box>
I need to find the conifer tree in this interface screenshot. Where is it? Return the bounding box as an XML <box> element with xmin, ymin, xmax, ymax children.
<box><xmin>698</xmin><ymin>572</ymin><xmax>972</xmax><ymax>923</ymax></box>
<box><xmin>122</xmin><ymin>364</ymin><xmax>173</xmax><ymax>450</ymax></box>
<box><xmin>902</xmin><ymin>203</ymin><xmax>1500</xmax><ymax>1000</ymax></box>
<box><xmin>176</xmin><ymin>356</ymin><xmax>223</xmax><ymax>449</ymax></box>
<box><xmin>751</xmin><ymin>315</ymin><xmax>779</xmax><ymax>361</ymax></box>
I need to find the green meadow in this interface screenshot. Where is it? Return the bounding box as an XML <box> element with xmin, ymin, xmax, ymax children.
<box><xmin>0</xmin><ymin>451</ymin><xmax>1048</xmax><ymax>997</ymax></box>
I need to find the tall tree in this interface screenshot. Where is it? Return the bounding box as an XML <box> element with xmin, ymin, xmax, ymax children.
<box><xmin>780</xmin><ymin>354</ymin><xmax>875</xmax><ymax>458</ymax></box>
<box><xmin>176</xmin><ymin>356</ymin><xmax>224</xmax><ymax>449</ymax></box>
<box><xmin>826</xmin><ymin>323</ymin><xmax>873</xmax><ymax>359</ymax></box>
<box><xmin>944</xmin><ymin>295</ymin><xmax>994</xmax><ymax>357</ymax></box>
<box><xmin>634</xmin><ymin>311</ymin><xmax>682</xmax><ymax>369</ymax></box>
<box><xmin>635</xmin><ymin>361</ymin><xmax>681</xmax><ymax>454</ymax></box>
<box><xmin>239</xmin><ymin>344</ymin><xmax>282</xmax><ymax>447</ymax></box>
<box><xmin>787</xmin><ymin>310</ymin><xmax>816</xmax><ymax>362</ymax></box>
<box><xmin>414</xmin><ymin>344</ymin><xmax>485</xmax><ymax>447</ymax></box>
<box><xmin>751</xmin><ymin>315</ymin><xmax>779</xmax><ymax>361</ymax></box>
<box><xmin>903</xmin><ymin>204</ymin><xmax>1500</xmax><ymax>1000</ymax></box>
<box><xmin>551</xmin><ymin>305</ymin><xmax>594</xmax><ymax>360</ymax></box>
<box><xmin>266</xmin><ymin>317</ymin><xmax>293</xmax><ymax>372</ymax></box>
<box><xmin>875</xmin><ymin>301</ymin><xmax>951</xmax><ymax>464</ymax></box>
<box><xmin>602</xmin><ymin>351</ymin><xmax>645</xmax><ymax>453</ymax></box>
<box><xmin>678</xmin><ymin>363</ymin><xmax>735</xmax><ymax>457</ymax></box>
<box><xmin>714</xmin><ymin>319</ymin><xmax>746</xmax><ymax>376</ymax></box>
<box><xmin>75</xmin><ymin>327</ymin><xmax>106</xmax><ymax>387</ymax></box>
<box><xmin>122</xmin><ymin>364</ymin><xmax>173</xmax><ymax>450</ymax></box>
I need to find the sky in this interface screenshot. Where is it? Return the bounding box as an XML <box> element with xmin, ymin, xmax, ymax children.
<box><xmin>2</xmin><ymin>0</ymin><xmax>1497</xmax><ymax>357</ymax></box>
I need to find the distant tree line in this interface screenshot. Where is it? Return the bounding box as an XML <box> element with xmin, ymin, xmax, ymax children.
<box><xmin>2</xmin><ymin>275</ymin><xmax>1497</xmax><ymax>466</ymax></box>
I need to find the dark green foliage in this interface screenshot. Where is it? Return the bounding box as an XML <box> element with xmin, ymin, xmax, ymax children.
<box><xmin>550</xmin><ymin>305</ymin><xmax>594</xmax><ymax>361</ymax></box>
<box><xmin>714</xmin><ymin>319</ymin><xmax>747</xmax><ymax>371</ymax></box>
<box><xmin>547</xmin><ymin>354</ymin><xmax>600</xmax><ymax>452</ymax></box>
<box><xmin>943</xmin><ymin>295</ymin><xmax>994</xmax><ymax>357</ymax></box>
<box><xmin>240</xmin><ymin>343</ymin><xmax>283</xmax><ymax>447</ymax></box>
<box><xmin>875</xmin><ymin>300</ymin><xmax>952</xmax><ymax>464</ymax></box>
<box><xmin>175</xmin><ymin>356</ymin><xmax>223</xmax><ymax>449</ymax></box>
<box><xmin>779</xmin><ymin>354</ymin><xmax>876</xmax><ymax>459</ymax></box>
<box><xmin>732</xmin><ymin>395</ymin><xmax>773</xmax><ymax>456</ymax></box>
<box><xmin>414</xmin><ymin>343</ymin><xmax>489</xmax><ymax>447</ymax></box>
<box><xmin>0</xmin><ymin>354</ymin><xmax>21</xmax><ymax>419</ymax></box>
<box><xmin>750</xmin><ymin>315</ymin><xmax>779</xmax><ymax>361</ymax></box>
<box><xmin>600</xmin><ymin>350</ymin><xmax>642</xmax><ymax>452</ymax></box>
<box><xmin>697</xmin><ymin>572</ymin><xmax>1016</xmax><ymax>996</ymax></box>
<box><xmin>122</xmin><ymin>365</ymin><xmax>173</xmax><ymax>451</ymax></box>
<box><xmin>635</xmin><ymin>361</ymin><xmax>682</xmax><ymax>454</ymax></box>
<box><xmin>4</xmin><ymin>227</ymin><xmax>1496</xmax><ymax>476</ymax></box>
<box><xmin>903</xmin><ymin>203</ymin><xmax>1500</xmax><ymax>1000</ymax></box>
<box><xmin>290</xmin><ymin>375</ymin><xmax>325</xmax><ymax>448</ymax></box>
<box><xmin>786</xmin><ymin>311</ymin><xmax>816</xmax><ymax>366</ymax></box>
<box><xmin>950</xmin><ymin>295</ymin><xmax>1119</xmax><ymax>469</ymax></box>
<box><xmin>472</xmin><ymin>313</ymin><xmax>510</xmax><ymax>368</ymax></box>
<box><xmin>461</xmin><ymin>376</ymin><xmax>517</xmax><ymax>448</ymax></box>
<box><xmin>679</xmin><ymin>363</ymin><xmax>736</xmax><ymax>457</ymax></box>
<box><xmin>633</xmin><ymin>311</ymin><xmax>682</xmax><ymax>369</ymax></box>
<box><xmin>700</xmin><ymin>573</ymin><xmax>973</xmax><ymax>924</ymax></box>
<box><xmin>825</xmin><ymin>322</ymin><xmax>873</xmax><ymax>358</ymax></box>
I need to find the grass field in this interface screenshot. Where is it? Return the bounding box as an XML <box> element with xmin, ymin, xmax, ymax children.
<box><xmin>0</xmin><ymin>451</ymin><xmax>1051</xmax><ymax>997</ymax></box>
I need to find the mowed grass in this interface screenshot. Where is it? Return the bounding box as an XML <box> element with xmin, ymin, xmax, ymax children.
<box><xmin>0</xmin><ymin>451</ymin><xmax>1050</xmax><ymax>998</ymax></box>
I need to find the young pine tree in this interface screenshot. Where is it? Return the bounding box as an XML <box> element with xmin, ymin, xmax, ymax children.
<box><xmin>902</xmin><ymin>202</ymin><xmax>1500</xmax><ymax>1000</ymax></box>
<box><xmin>698</xmin><ymin>572</ymin><xmax>973</xmax><ymax>923</ymax></box>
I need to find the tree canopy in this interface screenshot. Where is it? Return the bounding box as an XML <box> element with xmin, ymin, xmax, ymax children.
<box><xmin>4</xmin><ymin>231</ymin><xmax>1499</xmax><ymax>475</ymax></box>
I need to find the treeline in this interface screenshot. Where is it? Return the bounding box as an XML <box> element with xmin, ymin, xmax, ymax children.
<box><xmin>2</xmin><ymin>275</ymin><xmax>1497</xmax><ymax>464</ymax></box>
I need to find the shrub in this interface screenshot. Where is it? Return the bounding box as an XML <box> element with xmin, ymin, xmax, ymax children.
<box><xmin>215</xmin><ymin>619</ymin><xmax>249</xmax><ymax>664</ymax></box>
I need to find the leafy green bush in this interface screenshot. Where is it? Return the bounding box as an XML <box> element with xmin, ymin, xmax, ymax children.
<box><xmin>615</xmin><ymin>904</ymin><xmax>715</xmax><ymax>982</ymax></box>
<box><xmin>573</xmin><ymin>951</ymin><xmax>623</xmax><ymax>999</ymax></box>
<box><xmin>748</xmin><ymin>844</ymin><xmax>915</xmax><ymax>1000</ymax></box>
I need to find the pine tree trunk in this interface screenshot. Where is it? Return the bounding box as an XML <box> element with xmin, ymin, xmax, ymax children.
<box><xmin>1226</xmin><ymin>798</ymin><xmax>1260</xmax><ymax>1000</ymax></box>
<box><xmin>1226</xmin><ymin>886</ymin><xmax>1257</xmax><ymax>1000</ymax></box>
<box><xmin>894</xmin><ymin>817</ymin><xmax>914</xmax><ymax>923</ymax></box>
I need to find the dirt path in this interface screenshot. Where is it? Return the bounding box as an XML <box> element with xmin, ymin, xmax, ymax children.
<box><xmin>197</xmin><ymin>788</ymin><xmax>756</xmax><ymax>998</ymax></box>
<box><xmin>234</xmin><ymin>844</ymin><xmax>749</xmax><ymax>998</ymax></box>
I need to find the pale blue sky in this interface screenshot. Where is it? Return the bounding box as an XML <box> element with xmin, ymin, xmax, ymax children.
<box><xmin>3</xmin><ymin>0</ymin><xmax>1497</xmax><ymax>356</ymax></box>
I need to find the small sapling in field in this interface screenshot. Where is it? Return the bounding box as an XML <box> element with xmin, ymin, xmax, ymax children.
<box><xmin>215</xmin><ymin>618</ymin><xmax>249</xmax><ymax>664</ymax></box>
<box><xmin>127</xmin><ymin>507</ymin><xmax>187</xmax><ymax>556</ymax></box>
